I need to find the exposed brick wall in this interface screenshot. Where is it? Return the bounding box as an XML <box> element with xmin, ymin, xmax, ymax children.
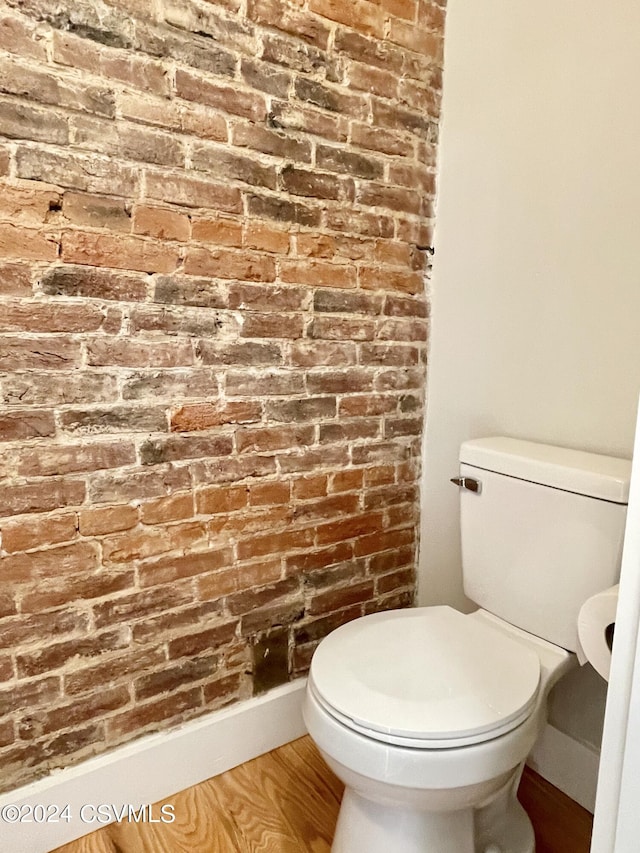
<box><xmin>0</xmin><ymin>0</ymin><xmax>444</xmax><ymax>792</ymax></box>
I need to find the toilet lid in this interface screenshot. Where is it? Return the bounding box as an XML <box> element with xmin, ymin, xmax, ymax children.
<box><xmin>309</xmin><ymin>606</ymin><xmax>541</xmax><ymax>747</ymax></box>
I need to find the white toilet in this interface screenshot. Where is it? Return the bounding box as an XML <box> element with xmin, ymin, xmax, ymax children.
<box><xmin>303</xmin><ymin>437</ymin><xmax>631</xmax><ymax>853</ymax></box>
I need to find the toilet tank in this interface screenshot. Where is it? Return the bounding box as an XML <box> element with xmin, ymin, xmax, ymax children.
<box><xmin>458</xmin><ymin>437</ymin><xmax>631</xmax><ymax>652</ymax></box>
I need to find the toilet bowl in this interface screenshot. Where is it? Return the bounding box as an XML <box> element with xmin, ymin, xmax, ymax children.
<box><xmin>303</xmin><ymin>606</ymin><xmax>574</xmax><ymax>853</ymax></box>
<box><xmin>304</xmin><ymin>437</ymin><xmax>631</xmax><ymax>852</ymax></box>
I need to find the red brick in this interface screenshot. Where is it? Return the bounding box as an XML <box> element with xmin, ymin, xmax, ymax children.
<box><xmin>93</xmin><ymin>586</ymin><xmax>194</xmax><ymax>629</ymax></box>
<box><xmin>171</xmin><ymin>402</ymin><xmax>262</xmax><ymax>432</ymax></box>
<box><xmin>101</xmin><ymin>522</ymin><xmax>206</xmax><ymax>564</ymax></box>
<box><xmin>382</xmin><ymin>0</ymin><xmax>417</xmax><ymax>21</ymax></box>
<box><xmin>62</xmin><ymin>232</ymin><xmax>179</xmax><ymax>274</ymax></box>
<box><xmin>280</xmin><ymin>260</ymin><xmax>357</xmax><ymax>289</ymax></box>
<box><xmin>176</xmin><ymin>69</ymin><xmax>267</xmax><ymax>122</ymax></box>
<box><xmin>134</xmin><ymin>656</ymin><xmax>218</xmax><ymax>701</ymax></box>
<box><xmin>350</xmin><ymin>121</ymin><xmax>414</xmax><ymax>156</ymax></box>
<box><xmin>86</xmin><ymin>339</ymin><xmax>193</xmax><ymax>368</ymax></box>
<box><xmin>0</xmin><ymin>263</ymin><xmax>32</xmax><ymax>296</ymax></box>
<box><xmin>384</xmin><ymin>293</ymin><xmax>429</xmax><ymax>318</ymax></box>
<box><xmin>21</xmin><ymin>571</ymin><xmax>134</xmax><ymax>614</ymax></box>
<box><xmin>326</xmin><ymin>206</ymin><xmax>394</xmax><ymax>238</ymax></box>
<box><xmin>139</xmin><ymin>548</ymin><xmax>234</xmax><ymax>587</ymax></box>
<box><xmin>0</xmin><ymin>410</ymin><xmax>54</xmax><ymax>442</ymax></box>
<box><xmin>364</xmin><ymin>484</ymin><xmax>417</xmax><ymax>510</ymax></box>
<box><xmin>247</xmin><ymin>192</ymin><xmax>321</xmax><ymax>228</ymax></box>
<box><xmin>16</xmin><ymin>628</ymin><xmax>129</xmax><ymax>678</ymax></box>
<box><xmin>280</xmin><ymin>165</ymin><xmax>350</xmax><ymax>201</ymax></box>
<box><xmin>203</xmin><ymin>672</ymin><xmax>242</xmax><ymax>708</ymax></box>
<box><xmin>192</xmin><ymin>217</ymin><xmax>243</xmax><ymax>247</ymax></box>
<box><xmin>0</xmin><ymin>301</ymin><xmax>106</xmax><ymax>334</ymax></box>
<box><xmin>119</xmin><ymin>93</ymin><xmax>228</xmax><ymax>142</ymax></box>
<box><xmin>17</xmin><ymin>441</ymin><xmax>135</xmax><ymax>478</ymax></box>
<box><xmin>229</xmin><ymin>283</ymin><xmax>307</xmax><ymax>313</ymax></box>
<box><xmin>232</xmin><ymin>122</ymin><xmax>312</xmax><ymax>163</ymax></box>
<box><xmin>306</xmin><ymin>368</ymin><xmax>375</xmax><ymax>395</ymax></box>
<box><xmin>292</xmin><ymin>474</ymin><xmax>328</xmax><ymax>500</ymax></box>
<box><xmin>360</xmin><ymin>266</ymin><xmax>424</xmax><ymax>294</ymax></box>
<box><xmin>61</xmin><ymin>191</ymin><xmax>130</xmax><ymax>232</ymax></box>
<box><xmin>15</xmin><ymin>146</ymin><xmax>138</xmax><ymax>197</ymax></box>
<box><xmin>365</xmin><ymin>465</ymin><xmax>396</xmax><ymax>486</ymax></box>
<box><xmin>41</xmin><ymin>265</ymin><xmax>148</xmax><ymax>302</ymax></box>
<box><xmin>385</xmin><ymin>415</ymin><xmax>423</xmax><ymax>437</ymax></box>
<box><xmin>183</xmin><ymin>247</ymin><xmax>276</xmax><ymax>281</ymax></box>
<box><xmin>309</xmin><ymin>580</ymin><xmax>375</xmax><ymax>615</ymax></box>
<box><xmin>195</xmin><ymin>485</ymin><xmax>248</xmax><ymax>515</ymax></box>
<box><xmin>167</xmin><ymin>621</ymin><xmax>239</xmax><ymax>660</ymax></box>
<box><xmin>195</xmin><ymin>567</ymin><xmax>239</xmax><ymax>600</ymax></box>
<box><xmin>361</xmin><ymin>343</ymin><xmax>420</xmax><ymax>366</ymax></box>
<box><xmin>315</xmin><ymin>511</ymin><xmax>383</xmax><ymax>546</ymax></box>
<box><xmin>248</xmin><ymin>0</ymin><xmax>331</xmax><ymax>47</ymax></box>
<box><xmin>78</xmin><ymin>505</ymin><xmax>139</xmax><ymax>536</ymax></box>
<box><xmin>0</xmin><ymin>677</ymin><xmax>61</xmax><ymax>717</ymax></box>
<box><xmin>244</xmin><ymin>222</ymin><xmax>291</xmax><ymax>255</ymax></box>
<box><xmin>192</xmin><ymin>143</ymin><xmax>277</xmax><ymax>190</ymax></box>
<box><xmin>320</xmin><ymin>420</ymin><xmax>380</xmax><ymax>444</ymax></box>
<box><xmin>0</xmin><ymin>54</ymin><xmax>115</xmax><ymax>118</ymax></box>
<box><xmin>0</xmin><ymin>656</ymin><xmax>13</xmax><ymax>681</ymax></box>
<box><xmin>64</xmin><ymin>646</ymin><xmax>165</xmax><ymax>697</ymax></box>
<box><xmin>348</xmin><ymin>61</ymin><xmax>399</xmax><ymax>99</ymax></box>
<box><xmin>0</xmin><ymin>97</ymin><xmax>69</xmax><ymax>146</ymax></box>
<box><xmin>309</xmin><ymin>0</ymin><xmax>384</xmax><ymax>37</ymax></box>
<box><xmin>0</xmin><ymin>542</ymin><xmax>99</xmax><ymax>584</ymax></box>
<box><xmin>208</xmin><ymin>505</ymin><xmax>291</xmax><ymax>542</ymax></box>
<box><xmin>237</xmin><ymin>528</ymin><xmax>314</xmax><ymax>561</ymax></box>
<box><xmin>42</xmin><ymin>687</ymin><xmax>131</xmax><ymax>736</ymax></box>
<box><xmin>139</xmin><ymin>434</ymin><xmax>233</xmax><ymax>465</ymax></box>
<box><xmin>0</xmin><ymin>719</ymin><xmax>13</xmax><ymax>747</ymax></box>
<box><xmin>330</xmin><ymin>469</ymin><xmax>365</xmax><ymax>492</ymax></box>
<box><xmin>241</xmin><ymin>313</ymin><xmax>304</xmax><ymax>339</ymax></box>
<box><xmin>0</xmin><ymin>181</ymin><xmax>61</xmax><ymax>225</ymax></box>
<box><xmin>145</xmin><ymin>172</ymin><xmax>241</xmax><ymax>212</ymax></box>
<box><xmin>249</xmin><ymin>481</ymin><xmax>291</xmax><ymax>506</ymax></box>
<box><xmin>0</xmin><ymin>14</ymin><xmax>48</xmax><ymax>61</ymax></box>
<box><xmin>236</xmin><ymin>425</ymin><xmax>315</xmax><ymax>454</ymax></box>
<box><xmin>0</xmin><ymin>479</ymin><xmax>86</xmax><ymax>518</ymax></box>
<box><xmin>388</xmin><ymin>18</ymin><xmax>444</xmax><ymax>58</ymax></box>
<box><xmin>293</xmin><ymin>493</ymin><xmax>359</xmax><ymax>521</ymax></box>
<box><xmin>288</xmin><ymin>341</ymin><xmax>357</xmax><ymax>368</ymax></box>
<box><xmin>278</xmin><ymin>445</ymin><xmax>350</xmax><ymax>474</ymax></box>
<box><xmin>132</xmin><ymin>205</ymin><xmax>191</xmax><ymax>241</ymax></box>
<box><xmin>293</xmin><ymin>603</ymin><xmax>361</xmax><ymax>644</ymax></box>
<box><xmin>354</xmin><ymin>526</ymin><xmax>414</xmax><ymax>557</ymax></box>
<box><xmin>0</xmin><ymin>591</ymin><xmax>16</xmax><ymax>619</ymax></box>
<box><xmin>310</xmin><ymin>315</ymin><xmax>376</xmax><ymax>341</ymax></box>
<box><xmin>107</xmin><ymin>688</ymin><xmax>202</xmax><ymax>740</ymax></box>
<box><xmin>225</xmin><ymin>368</ymin><xmax>304</xmax><ymax>396</ymax></box>
<box><xmin>52</xmin><ymin>31</ymin><xmax>168</xmax><ymax>96</ymax></box>
<box><xmin>0</xmin><ymin>223</ymin><xmax>58</xmax><ymax>261</ymax></box>
<box><xmin>140</xmin><ymin>494</ymin><xmax>194</xmax><ymax>525</ymax></box>
<box><xmin>377</xmin><ymin>566</ymin><xmax>415</xmax><ymax>594</ymax></box>
<box><xmin>2</xmin><ymin>513</ymin><xmax>77</xmax><ymax>554</ymax></box>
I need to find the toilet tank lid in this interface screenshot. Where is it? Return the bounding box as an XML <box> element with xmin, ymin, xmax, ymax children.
<box><xmin>460</xmin><ymin>437</ymin><xmax>631</xmax><ymax>504</ymax></box>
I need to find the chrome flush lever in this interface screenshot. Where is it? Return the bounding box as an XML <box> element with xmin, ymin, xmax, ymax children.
<box><xmin>450</xmin><ymin>476</ymin><xmax>482</xmax><ymax>494</ymax></box>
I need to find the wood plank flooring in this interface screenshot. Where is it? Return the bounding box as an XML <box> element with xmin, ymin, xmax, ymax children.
<box><xmin>54</xmin><ymin>735</ymin><xmax>592</xmax><ymax>853</ymax></box>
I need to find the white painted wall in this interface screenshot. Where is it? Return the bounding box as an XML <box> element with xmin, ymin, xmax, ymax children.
<box><xmin>420</xmin><ymin>0</ymin><xmax>640</xmax><ymax>755</ymax></box>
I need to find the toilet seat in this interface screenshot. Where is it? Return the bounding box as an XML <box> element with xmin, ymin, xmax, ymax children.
<box><xmin>309</xmin><ymin>606</ymin><xmax>541</xmax><ymax>749</ymax></box>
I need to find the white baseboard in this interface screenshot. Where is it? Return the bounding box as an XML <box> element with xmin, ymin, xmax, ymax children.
<box><xmin>527</xmin><ymin>722</ymin><xmax>600</xmax><ymax>813</ymax></box>
<box><xmin>0</xmin><ymin>679</ymin><xmax>307</xmax><ymax>853</ymax></box>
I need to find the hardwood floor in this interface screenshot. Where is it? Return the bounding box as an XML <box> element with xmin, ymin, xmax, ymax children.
<box><xmin>54</xmin><ymin>736</ymin><xmax>592</xmax><ymax>853</ymax></box>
